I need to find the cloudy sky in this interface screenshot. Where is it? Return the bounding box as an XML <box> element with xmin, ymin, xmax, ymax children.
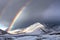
<box><xmin>0</xmin><ymin>0</ymin><xmax>60</xmax><ymax>30</ymax></box>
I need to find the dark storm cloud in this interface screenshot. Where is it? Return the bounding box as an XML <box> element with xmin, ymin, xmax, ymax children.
<box><xmin>42</xmin><ymin>1</ymin><xmax>60</xmax><ymax>24</ymax></box>
<box><xmin>0</xmin><ymin>0</ymin><xmax>60</xmax><ymax>30</ymax></box>
<box><xmin>13</xmin><ymin>0</ymin><xmax>56</xmax><ymax>30</ymax></box>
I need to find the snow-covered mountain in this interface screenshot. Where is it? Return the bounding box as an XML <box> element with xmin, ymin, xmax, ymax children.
<box><xmin>22</xmin><ymin>22</ymin><xmax>46</xmax><ymax>35</ymax></box>
<box><xmin>8</xmin><ymin>29</ymin><xmax>23</xmax><ymax>34</ymax></box>
<box><xmin>0</xmin><ymin>29</ymin><xmax>8</xmax><ymax>35</ymax></box>
<box><xmin>23</xmin><ymin>22</ymin><xmax>44</xmax><ymax>33</ymax></box>
<box><xmin>0</xmin><ymin>22</ymin><xmax>60</xmax><ymax>40</ymax></box>
<box><xmin>8</xmin><ymin>22</ymin><xmax>46</xmax><ymax>34</ymax></box>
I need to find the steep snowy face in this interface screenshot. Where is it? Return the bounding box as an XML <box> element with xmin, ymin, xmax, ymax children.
<box><xmin>23</xmin><ymin>22</ymin><xmax>45</xmax><ymax>33</ymax></box>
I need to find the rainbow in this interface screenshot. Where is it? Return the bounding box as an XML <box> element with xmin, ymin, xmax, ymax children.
<box><xmin>7</xmin><ymin>1</ymin><xmax>32</xmax><ymax>32</ymax></box>
<box><xmin>7</xmin><ymin>6</ymin><xmax>26</xmax><ymax>31</ymax></box>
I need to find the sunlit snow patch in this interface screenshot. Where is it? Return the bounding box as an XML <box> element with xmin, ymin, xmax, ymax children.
<box><xmin>23</xmin><ymin>22</ymin><xmax>45</xmax><ymax>33</ymax></box>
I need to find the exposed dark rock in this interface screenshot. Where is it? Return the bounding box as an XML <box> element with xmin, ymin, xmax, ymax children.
<box><xmin>0</xmin><ymin>29</ymin><xmax>8</xmax><ymax>35</ymax></box>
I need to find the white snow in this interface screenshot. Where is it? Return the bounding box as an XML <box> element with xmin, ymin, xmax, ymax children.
<box><xmin>23</xmin><ymin>22</ymin><xmax>45</xmax><ymax>34</ymax></box>
<box><xmin>8</xmin><ymin>22</ymin><xmax>45</xmax><ymax>35</ymax></box>
<box><xmin>0</xmin><ymin>22</ymin><xmax>60</xmax><ymax>40</ymax></box>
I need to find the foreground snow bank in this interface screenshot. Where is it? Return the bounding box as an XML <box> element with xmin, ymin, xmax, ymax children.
<box><xmin>15</xmin><ymin>36</ymin><xmax>37</xmax><ymax>40</ymax></box>
<box><xmin>15</xmin><ymin>35</ymin><xmax>60</xmax><ymax>40</ymax></box>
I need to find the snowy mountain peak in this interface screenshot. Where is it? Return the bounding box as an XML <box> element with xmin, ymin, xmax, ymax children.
<box><xmin>8</xmin><ymin>22</ymin><xmax>45</xmax><ymax>34</ymax></box>
<box><xmin>23</xmin><ymin>22</ymin><xmax>45</xmax><ymax>33</ymax></box>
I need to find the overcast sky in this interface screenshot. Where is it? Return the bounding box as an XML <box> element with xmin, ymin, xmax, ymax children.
<box><xmin>0</xmin><ymin>0</ymin><xmax>60</xmax><ymax>30</ymax></box>
<box><xmin>0</xmin><ymin>0</ymin><xmax>28</xmax><ymax>26</ymax></box>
